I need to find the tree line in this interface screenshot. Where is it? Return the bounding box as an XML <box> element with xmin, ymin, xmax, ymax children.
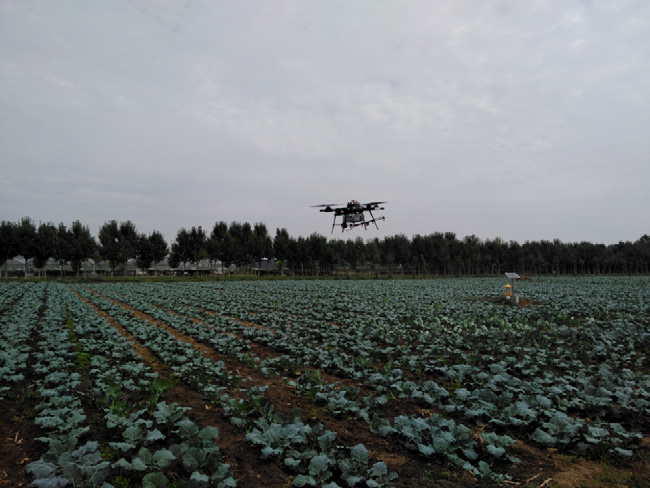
<box><xmin>1</xmin><ymin>217</ymin><xmax>649</xmax><ymax>277</ymax></box>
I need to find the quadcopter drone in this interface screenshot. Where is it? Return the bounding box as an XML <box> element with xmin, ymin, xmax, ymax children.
<box><xmin>311</xmin><ymin>200</ymin><xmax>386</xmax><ymax>233</ymax></box>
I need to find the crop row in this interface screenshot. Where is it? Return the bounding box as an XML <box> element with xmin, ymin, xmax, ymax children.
<box><xmin>75</xmin><ymin>284</ymin><xmax>403</xmax><ymax>487</ymax></box>
<box><xmin>2</xmin><ymin>277</ymin><xmax>647</xmax><ymax>486</ymax></box>
<box><xmin>82</xmin><ymin>285</ymin><xmax>524</xmax><ymax>480</ymax></box>
<box><xmin>83</xmin><ymin>284</ymin><xmax>650</xmax><ymax>470</ymax></box>
<box><xmin>0</xmin><ymin>283</ymin><xmax>43</xmax><ymax>400</ymax></box>
<box><xmin>1</xmin><ymin>283</ymin><xmax>235</xmax><ymax>487</ymax></box>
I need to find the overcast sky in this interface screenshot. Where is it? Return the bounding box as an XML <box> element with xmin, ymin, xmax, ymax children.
<box><xmin>1</xmin><ymin>1</ymin><xmax>648</xmax><ymax>245</ymax></box>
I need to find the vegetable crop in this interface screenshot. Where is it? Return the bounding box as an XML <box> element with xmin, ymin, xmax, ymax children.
<box><xmin>1</xmin><ymin>276</ymin><xmax>647</xmax><ymax>487</ymax></box>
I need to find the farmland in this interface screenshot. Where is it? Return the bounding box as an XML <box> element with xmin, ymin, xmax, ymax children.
<box><xmin>1</xmin><ymin>276</ymin><xmax>648</xmax><ymax>487</ymax></box>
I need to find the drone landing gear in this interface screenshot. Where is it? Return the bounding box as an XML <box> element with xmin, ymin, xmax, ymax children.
<box><xmin>358</xmin><ymin>216</ymin><xmax>385</xmax><ymax>231</ymax></box>
<box><xmin>330</xmin><ymin>215</ymin><xmax>386</xmax><ymax>233</ymax></box>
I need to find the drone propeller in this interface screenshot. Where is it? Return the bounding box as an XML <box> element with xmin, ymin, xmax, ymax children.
<box><xmin>310</xmin><ymin>203</ymin><xmax>341</xmax><ymax>208</ymax></box>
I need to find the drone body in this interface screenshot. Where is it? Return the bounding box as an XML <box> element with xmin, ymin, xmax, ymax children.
<box><xmin>311</xmin><ymin>200</ymin><xmax>386</xmax><ymax>233</ymax></box>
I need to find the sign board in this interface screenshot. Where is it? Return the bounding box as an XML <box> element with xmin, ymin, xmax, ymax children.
<box><xmin>505</xmin><ymin>272</ymin><xmax>520</xmax><ymax>279</ymax></box>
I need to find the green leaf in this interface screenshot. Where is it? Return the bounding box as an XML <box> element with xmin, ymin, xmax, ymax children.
<box><xmin>308</xmin><ymin>455</ymin><xmax>331</xmax><ymax>477</ymax></box>
<box><xmin>146</xmin><ymin>429</ymin><xmax>165</xmax><ymax>443</ymax></box>
<box><xmin>614</xmin><ymin>447</ymin><xmax>633</xmax><ymax>457</ymax></box>
<box><xmin>433</xmin><ymin>435</ymin><xmax>452</xmax><ymax>453</ymax></box>
<box><xmin>369</xmin><ymin>462</ymin><xmax>388</xmax><ymax>478</ymax></box>
<box><xmin>345</xmin><ymin>476</ymin><xmax>364</xmax><ymax>486</ymax></box>
<box><xmin>190</xmin><ymin>471</ymin><xmax>209</xmax><ymax>483</ymax></box>
<box><xmin>293</xmin><ymin>474</ymin><xmax>316</xmax><ymax>487</ymax></box>
<box><xmin>113</xmin><ymin>458</ymin><xmax>132</xmax><ymax>470</ymax></box>
<box><xmin>262</xmin><ymin>446</ymin><xmax>283</xmax><ymax>458</ymax></box>
<box><xmin>30</xmin><ymin>477</ymin><xmax>70</xmax><ymax>488</ymax></box>
<box><xmin>462</xmin><ymin>448</ymin><xmax>478</xmax><ymax>461</ymax></box>
<box><xmin>417</xmin><ymin>443</ymin><xmax>435</xmax><ymax>456</ymax></box>
<box><xmin>199</xmin><ymin>425</ymin><xmax>219</xmax><ymax>444</ymax></box>
<box><xmin>25</xmin><ymin>459</ymin><xmax>56</xmax><ymax>478</ymax></box>
<box><xmin>138</xmin><ymin>447</ymin><xmax>153</xmax><ymax>465</ymax></box>
<box><xmin>123</xmin><ymin>425</ymin><xmax>145</xmax><ymax>444</ymax></box>
<box><xmin>142</xmin><ymin>472</ymin><xmax>169</xmax><ymax>488</ymax></box>
<box><xmin>318</xmin><ymin>431</ymin><xmax>337</xmax><ymax>452</ymax></box>
<box><xmin>216</xmin><ymin>477</ymin><xmax>238</xmax><ymax>488</ymax></box>
<box><xmin>455</xmin><ymin>388</ymin><xmax>471</xmax><ymax>400</ymax></box>
<box><xmin>531</xmin><ymin>428</ymin><xmax>556</xmax><ymax>446</ymax></box>
<box><xmin>284</xmin><ymin>458</ymin><xmax>301</xmax><ymax>468</ymax></box>
<box><xmin>183</xmin><ymin>448</ymin><xmax>206</xmax><ymax>470</ymax></box>
<box><xmin>176</xmin><ymin>419</ymin><xmax>199</xmax><ymax>440</ymax></box>
<box><xmin>131</xmin><ymin>457</ymin><xmax>148</xmax><ymax>472</ymax></box>
<box><xmin>109</xmin><ymin>442</ymin><xmax>135</xmax><ymax>452</ymax></box>
<box><xmin>587</xmin><ymin>426</ymin><xmax>609</xmax><ymax>439</ymax></box>
<box><xmin>350</xmin><ymin>444</ymin><xmax>369</xmax><ymax>465</ymax></box>
<box><xmin>153</xmin><ymin>448</ymin><xmax>176</xmax><ymax>468</ymax></box>
<box><xmin>486</xmin><ymin>444</ymin><xmax>506</xmax><ymax>457</ymax></box>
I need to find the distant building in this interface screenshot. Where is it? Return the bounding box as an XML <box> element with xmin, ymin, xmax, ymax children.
<box><xmin>2</xmin><ymin>256</ymin><xmax>279</xmax><ymax>277</ymax></box>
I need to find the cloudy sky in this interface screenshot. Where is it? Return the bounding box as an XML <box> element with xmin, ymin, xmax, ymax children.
<box><xmin>1</xmin><ymin>1</ymin><xmax>648</xmax><ymax>245</ymax></box>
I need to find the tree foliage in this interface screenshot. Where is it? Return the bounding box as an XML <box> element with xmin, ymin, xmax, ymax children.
<box><xmin>68</xmin><ymin>220</ymin><xmax>96</xmax><ymax>275</ymax></box>
<box><xmin>171</xmin><ymin>226</ymin><xmax>206</xmax><ymax>273</ymax></box>
<box><xmin>136</xmin><ymin>231</ymin><xmax>168</xmax><ymax>273</ymax></box>
<box><xmin>33</xmin><ymin>222</ymin><xmax>58</xmax><ymax>272</ymax></box>
<box><xmin>1</xmin><ymin>216</ymin><xmax>649</xmax><ymax>276</ymax></box>
<box><xmin>16</xmin><ymin>217</ymin><xmax>38</xmax><ymax>277</ymax></box>
<box><xmin>0</xmin><ymin>220</ymin><xmax>19</xmax><ymax>278</ymax></box>
<box><xmin>99</xmin><ymin>220</ymin><xmax>138</xmax><ymax>275</ymax></box>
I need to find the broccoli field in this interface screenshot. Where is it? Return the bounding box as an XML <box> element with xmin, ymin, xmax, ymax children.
<box><xmin>1</xmin><ymin>276</ymin><xmax>648</xmax><ymax>487</ymax></box>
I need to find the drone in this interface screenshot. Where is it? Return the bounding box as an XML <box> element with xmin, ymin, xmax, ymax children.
<box><xmin>311</xmin><ymin>200</ymin><xmax>387</xmax><ymax>233</ymax></box>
